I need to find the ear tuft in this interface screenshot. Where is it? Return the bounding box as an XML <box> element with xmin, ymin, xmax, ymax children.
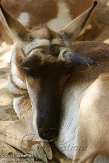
<box><xmin>94</xmin><ymin>1</ymin><xmax>97</xmax><ymax>7</ymax></box>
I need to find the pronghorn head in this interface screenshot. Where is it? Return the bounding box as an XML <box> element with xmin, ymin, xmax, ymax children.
<box><xmin>0</xmin><ymin>1</ymin><xmax>97</xmax><ymax>141</ymax></box>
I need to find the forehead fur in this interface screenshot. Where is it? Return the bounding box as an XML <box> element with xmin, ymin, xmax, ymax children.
<box><xmin>32</xmin><ymin>25</ymin><xmax>61</xmax><ymax>40</ymax></box>
<box><xmin>22</xmin><ymin>26</ymin><xmax>63</xmax><ymax>54</ymax></box>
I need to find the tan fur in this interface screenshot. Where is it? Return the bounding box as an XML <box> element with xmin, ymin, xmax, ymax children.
<box><xmin>72</xmin><ymin>73</ymin><xmax>109</xmax><ymax>162</ymax></box>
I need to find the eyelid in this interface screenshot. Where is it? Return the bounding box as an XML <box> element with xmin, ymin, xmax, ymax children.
<box><xmin>51</xmin><ymin>44</ymin><xmax>61</xmax><ymax>57</ymax></box>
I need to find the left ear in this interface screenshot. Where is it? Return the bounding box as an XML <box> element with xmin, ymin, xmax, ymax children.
<box><xmin>0</xmin><ymin>3</ymin><xmax>32</xmax><ymax>43</ymax></box>
<box><xmin>59</xmin><ymin>1</ymin><xmax>97</xmax><ymax>41</ymax></box>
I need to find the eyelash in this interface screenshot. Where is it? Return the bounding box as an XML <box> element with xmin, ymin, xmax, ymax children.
<box><xmin>24</xmin><ymin>68</ymin><xmax>38</xmax><ymax>77</ymax></box>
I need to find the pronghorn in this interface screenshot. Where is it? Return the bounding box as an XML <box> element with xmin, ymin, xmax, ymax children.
<box><xmin>0</xmin><ymin>1</ymin><xmax>109</xmax><ymax>163</ymax></box>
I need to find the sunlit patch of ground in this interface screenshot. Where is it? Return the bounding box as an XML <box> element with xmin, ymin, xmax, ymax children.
<box><xmin>104</xmin><ymin>39</ymin><xmax>109</xmax><ymax>44</ymax></box>
<box><xmin>0</xmin><ymin>42</ymin><xmax>17</xmax><ymax>121</ymax></box>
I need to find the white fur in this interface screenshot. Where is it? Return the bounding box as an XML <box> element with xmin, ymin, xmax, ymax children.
<box><xmin>58</xmin><ymin>47</ymin><xmax>69</xmax><ymax>61</ymax></box>
<box><xmin>47</xmin><ymin>1</ymin><xmax>72</xmax><ymax>31</ymax></box>
<box><xmin>8</xmin><ymin>76</ymin><xmax>26</xmax><ymax>95</ymax></box>
<box><xmin>23</xmin><ymin>39</ymin><xmax>50</xmax><ymax>54</ymax></box>
<box><xmin>11</xmin><ymin>46</ymin><xmax>26</xmax><ymax>89</ymax></box>
<box><xmin>18</xmin><ymin>12</ymin><xmax>30</xmax><ymax>27</ymax></box>
<box><xmin>13</xmin><ymin>96</ymin><xmax>24</xmax><ymax>118</ymax></box>
<box><xmin>55</xmin><ymin>82</ymin><xmax>90</xmax><ymax>158</ymax></box>
<box><xmin>11</xmin><ymin>63</ymin><xmax>26</xmax><ymax>88</ymax></box>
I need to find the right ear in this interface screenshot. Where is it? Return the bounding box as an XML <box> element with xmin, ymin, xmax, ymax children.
<box><xmin>59</xmin><ymin>1</ymin><xmax>97</xmax><ymax>42</ymax></box>
<box><xmin>0</xmin><ymin>4</ymin><xmax>32</xmax><ymax>43</ymax></box>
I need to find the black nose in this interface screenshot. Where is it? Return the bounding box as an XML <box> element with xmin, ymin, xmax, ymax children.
<box><xmin>38</xmin><ymin>128</ymin><xmax>58</xmax><ymax>141</ymax></box>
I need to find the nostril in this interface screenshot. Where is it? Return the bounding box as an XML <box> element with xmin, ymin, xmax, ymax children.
<box><xmin>38</xmin><ymin>128</ymin><xmax>58</xmax><ymax>141</ymax></box>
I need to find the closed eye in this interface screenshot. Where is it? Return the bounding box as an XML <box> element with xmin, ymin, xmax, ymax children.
<box><xmin>40</xmin><ymin>46</ymin><xmax>50</xmax><ymax>55</ymax></box>
<box><xmin>24</xmin><ymin>68</ymin><xmax>38</xmax><ymax>77</ymax></box>
<box><xmin>51</xmin><ymin>45</ymin><xmax>60</xmax><ymax>57</ymax></box>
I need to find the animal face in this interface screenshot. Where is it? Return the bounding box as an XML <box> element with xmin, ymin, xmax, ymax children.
<box><xmin>0</xmin><ymin>1</ymin><xmax>97</xmax><ymax>141</ymax></box>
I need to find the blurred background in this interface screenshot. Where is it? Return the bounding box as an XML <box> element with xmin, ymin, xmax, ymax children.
<box><xmin>0</xmin><ymin>0</ymin><xmax>109</xmax><ymax>123</ymax></box>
